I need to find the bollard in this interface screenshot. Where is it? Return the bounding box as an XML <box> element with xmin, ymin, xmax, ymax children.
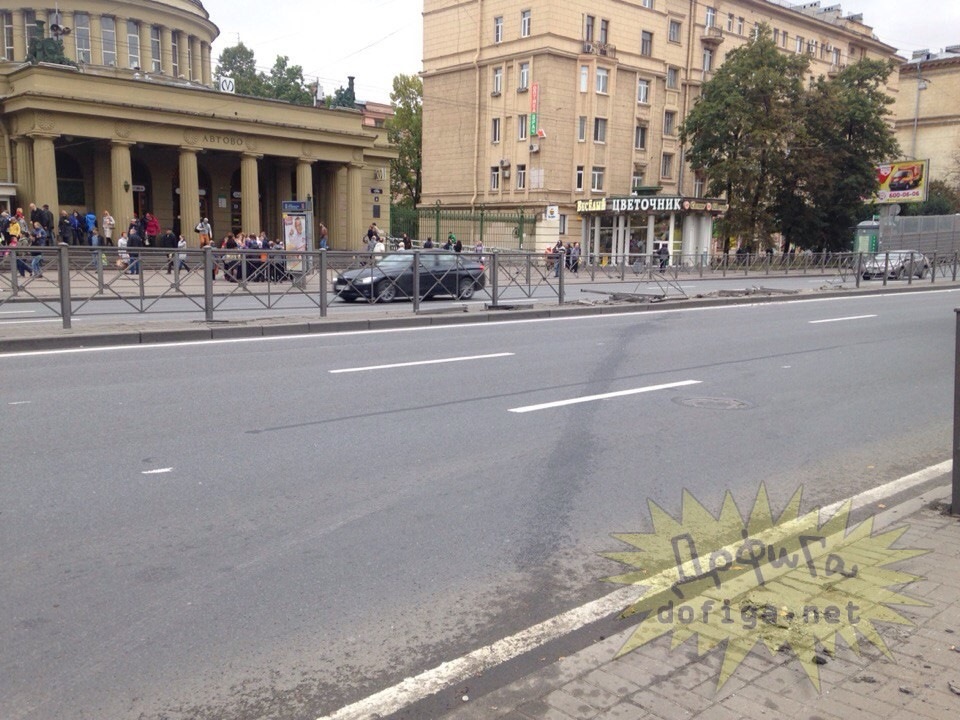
<box><xmin>319</xmin><ymin>249</ymin><xmax>328</xmax><ymax>318</ymax></box>
<box><xmin>58</xmin><ymin>244</ymin><xmax>72</xmax><ymax>329</ymax></box>
<box><xmin>855</xmin><ymin>253</ymin><xmax>862</xmax><ymax>289</ymax></box>
<box><xmin>953</xmin><ymin>308</ymin><xmax>960</xmax><ymax>515</ymax></box>
<box><xmin>882</xmin><ymin>253</ymin><xmax>889</xmax><ymax>287</ymax></box>
<box><xmin>490</xmin><ymin>252</ymin><xmax>499</xmax><ymax>308</ymax></box>
<box><xmin>203</xmin><ymin>246</ymin><xmax>214</xmax><ymax>321</ymax></box>
<box><xmin>907</xmin><ymin>252</ymin><xmax>914</xmax><ymax>286</ymax></box>
<box><xmin>96</xmin><ymin>247</ymin><xmax>104</xmax><ymax>294</ymax></box>
<box><xmin>931</xmin><ymin>253</ymin><xmax>937</xmax><ymax>285</ymax></box>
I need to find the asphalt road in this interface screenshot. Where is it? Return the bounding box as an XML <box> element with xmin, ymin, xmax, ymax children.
<box><xmin>2</xmin><ymin>288</ymin><xmax>956</xmax><ymax>719</ymax></box>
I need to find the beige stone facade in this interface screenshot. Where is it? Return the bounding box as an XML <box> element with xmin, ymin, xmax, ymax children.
<box><xmin>0</xmin><ymin>1</ymin><xmax>394</xmax><ymax>248</ymax></box>
<box><xmin>894</xmin><ymin>48</ymin><xmax>960</xmax><ymax>183</ymax></box>
<box><xmin>421</xmin><ymin>0</ymin><xmax>898</xmax><ymax>254</ymax></box>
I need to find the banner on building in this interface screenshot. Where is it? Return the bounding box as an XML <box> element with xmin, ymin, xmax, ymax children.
<box><xmin>871</xmin><ymin>160</ymin><xmax>929</xmax><ymax>204</ymax></box>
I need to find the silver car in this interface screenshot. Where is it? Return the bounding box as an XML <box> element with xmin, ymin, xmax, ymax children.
<box><xmin>862</xmin><ymin>251</ymin><xmax>929</xmax><ymax>280</ymax></box>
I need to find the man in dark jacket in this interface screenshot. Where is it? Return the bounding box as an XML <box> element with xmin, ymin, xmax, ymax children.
<box><xmin>127</xmin><ymin>226</ymin><xmax>144</xmax><ymax>274</ymax></box>
<box><xmin>58</xmin><ymin>210</ymin><xmax>74</xmax><ymax>245</ymax></box>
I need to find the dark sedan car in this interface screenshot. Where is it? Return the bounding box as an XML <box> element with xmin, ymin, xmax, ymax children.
<box><xmin>862</xmin><ymin>251</ymin><xmax>929</xmax><ymax>280</ymax></box>
<box><xmin>334</xmin><ymin>252</ymin><xmax>486</xmax><ymax>302</ymax></box>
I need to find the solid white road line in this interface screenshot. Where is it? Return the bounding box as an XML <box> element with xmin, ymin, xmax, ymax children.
<box><xmin>0</xmin><ymin>310</ymin><xmax>37</xmax><ymax>315</ymax></box>
<box><xmin>317</xmin><ymin>458</ymin><xmax>951</xmax><ymax>720</ymax></box>
<box><xmin>141</xmin><ymin>468</ymin><xmax>173</xmax><ymax>475</ymax></box>
<box><xmin>508</xmin><ymin>380</ymin><xmax>701</xmax><ymax>413</ymax></box>
<box><xmin>808</xmin><ymin>314</ymin><xmax>877</xmax><ymax>324</ymax></box>
<box><xmin>2</xmin><ymin>287</ymin><xmax>957</xmax><ymax>360</ymax></box>
<box><xmin>329</xmin><ymin>352</ymin><xmax>514</xmax><ymax>374</ymax></box>
<box><xmin>0</xmin><ymin>318</ymin><xmax>62</xmax><ymax>325</ymax></box>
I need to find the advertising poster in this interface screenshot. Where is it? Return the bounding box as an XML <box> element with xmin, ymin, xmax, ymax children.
<box><xmin>282</xmin><ymin>212</ymin><xmax>308</xmax><ymax>272</ymax></box>
<box><xmin>872</xmin><ymin>160</ymin><xmax>929</xmax><ymax>204</ymax></box>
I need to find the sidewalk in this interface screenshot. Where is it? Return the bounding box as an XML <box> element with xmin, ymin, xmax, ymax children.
<box><xmin>443</xmin><ymin>485</ymin><xmax>960</xmax><ymax>720</ymax></box>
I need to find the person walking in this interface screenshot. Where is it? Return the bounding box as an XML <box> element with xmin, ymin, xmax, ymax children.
<box><xmin>658</xmin><ymin>243</ymin><xmax>669</xmax><ymax>270</ymax></box>
<box><xmin>101</xmin><ymin>210</ymin><xmax>115</xmax><ymax>244</ymax></box>
<box><xmin>30</xmin><ymin>221</ymin><xmax>47</xmax><ymax>277</ymax></box>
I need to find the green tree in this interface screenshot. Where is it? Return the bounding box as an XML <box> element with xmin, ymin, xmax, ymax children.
<box><xmin>777</xmin><ymin>59</ymin><xmax>899</xmax><ymax>250</ymax></box>
<box><xmin>214</xmin><ymin>42</ymin><xmax>266</xmax><ymax>96</ymax></box>
<box><xmin>680</xmin><ymin>24</ymin><xmax>809</xmax><ymax>251</ymax></box>
<box><xmin>901</xmin><ymin>179</ymin><xmax>960</xmax><ymax>215</ymax></box>
<box><xmin>385</xmin><ymin>74</ymin><xmax>422</xmax><ymax>208</ymax></box>
<box><xmin>264</xmin><ymin>56</ymin><xmax>313</xmax><ymax>106</ymax></box>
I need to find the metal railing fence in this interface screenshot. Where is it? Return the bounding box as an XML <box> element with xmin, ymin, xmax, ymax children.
<box><xmin>2</xmin><ymin>246</ymin><xmax>957</xmax><ymax>328</ymax></box>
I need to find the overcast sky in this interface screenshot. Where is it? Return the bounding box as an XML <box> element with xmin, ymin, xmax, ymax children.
<box><xmin>203</xmin><ymin>0</ymin><xmax>960</xmax><ymax>104</ymax></box>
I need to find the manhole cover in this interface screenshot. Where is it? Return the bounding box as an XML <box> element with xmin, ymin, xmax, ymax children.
<box><xmin>673</xmin><ymin>397</ymin><xmax>752</xmax><ymax>410</ymax></box>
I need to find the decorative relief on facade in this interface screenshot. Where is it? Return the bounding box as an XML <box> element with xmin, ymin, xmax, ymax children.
<box><xmin>183</xmin><ymin>130</ymin><xmax>202</xmax><ymax>146</ymax></box>
<box><xmin>245</xmin><ymin>136</ymin><xmax>258</xmax><ymax>152</ymax></box>
<box><xmin>301</xmin><ymin>142</ymin><xmax>315</xmax><ymax>158</ymax></box>
<box><xmin>35</xmin><ymin>111</ymin><xmax>56</xmax><ymax>132</ymax></box>
<box><xmin>114</xmin><ymin>122</ymin><xmax>132</xmax><ymax>139</ymax></box>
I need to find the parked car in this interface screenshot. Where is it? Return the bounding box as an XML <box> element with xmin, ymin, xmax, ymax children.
<box><xmin>334</xmin><ymin>252</ymin><xmax>486</xmax><ymax>302</ymax></box>
<box><xmin>862</xmin><ymin>251</ymin><xmax>929</xmax><ymax>280</ymax></box>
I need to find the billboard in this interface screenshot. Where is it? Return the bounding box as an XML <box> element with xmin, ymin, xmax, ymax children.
<box><xmin>871</xmin><ymin>160</ymin><xmax>929</xmax><ymax>204</ymax></box>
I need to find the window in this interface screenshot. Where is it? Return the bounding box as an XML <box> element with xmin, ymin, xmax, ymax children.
<box><xmin>664</xmin><ymin>111</ymin><xmax>676</xmax><ymax>136</ymax></box>
<box><xmin>494</xmin><ymin>16</ymin><xmax>503</xmax><ymax>43</ymax></box>
<box><xmin>575</xmin><ymin>165</ymin><xmax>584</xmax><ymax>191</ymax></box>
<box><xmin>694</xmin><ymin>173</ymin><xmax>706</xmax><ymax>197</ymax></box>
<box><xmin>632</xmin><ymin>171</ymin><xmax>645</xmax><ymax>193</ymax></box>
<box><xmin>74</xmin><ymin>13</ymin><xmax>91</xmax><ymax>64</ymax></box>
<box><xmin>669</xmin><ymin>20</ymin><xmax>682</xmax><ymax>43</ymax></box>
<box><xmin>491</xmin><ymin>117</ymin><xmax>501</xmax><ymax>143</ymax></box>
<box><xmin>599</xmin><ymin>19</ymin><xmax>609</xmax><ymax>45</ymax></box>
<box><xmin>518</xmin><ymin>61</ymin><xmax>529</xmax><ymax>90</ymax></box>
<box><xmin>634</xmin><ymin>124</ymin><xmax>647</xmax><ymax>150</ymax></box>
<box><xmin>101</xmin><ymin>16</ymin><xmax>116</xmax><ymax>66</ymax></box>
<box><xmin>24</xmin><ymin>10</ymin><xmax>36</xmax><ymax>49</ymax></box>
<box><xmin>47</xmin><ymin>11</ymin><xmax>61</xmax><ymax>32</ymax></box>
<box><xmin>780</xmin><ymin>32</ymin><xmax>788</xmax><ymax>48</ymax></box>
<box><xmin>150</xmin><ymin>26</ymin><xmax>161</xmax><ymax>72</ymax></box>
<box><xmin>796</xmin><ymin>36</ymin><xmax>804</xmax><ymax>54</ymax></box>
<box><xmin>727</xmin><ymin>13</ymin><xmax>734</xmax><ymax>32</ymax></box>
<box><xmin>171</xmin><ymin>32</ymin><xmax>179</xmax><ymax>76</ymax></box>
<box><xmin>591</xmin><ymin>166</ymin><xmax>605</xmax><ymax>192</ymax></box>
<box><xmin>492</xmin><ymin>66</ymin><xmax>502</xmax><ymax>94</ymax></box>
<box><xmin>2</xmin><ymin>13</ymin><xmax>12</xmax><ymax>60</ymax></box>
<box><xmin>516</xmin><ymin>164</ymin><xmax>526</xmax><ymax>190</ymax></box>
<box><xmin>490</xmin><ymin>167</ymin><xmax>500</xmax><ymax>190</ymax></box>
<box><xmin>661</xmin><ymin>153</ymin><xmax>674</xmax><ymax>179</ymax></box>
<box><xmin>666</xmin><ymin>66</ymin><xmax>679</xmax><ymax>89</ymax></box>
<box><xmin>637</xmin><ymin>78</ymin><xmax>650</xmax><ymax>104</ymax></box>
<box><xmin>585</xmin><ymin>15</ymin><xmax>594</xmax><ymax>42</ymax></box>
<box><xmin>578</xmin><ymin>116</ymin><xmax>587</xmax><ymax>141</ymax></box>
<box><xmin>520</xmin><ymin>10</ymin><xmax>531</xmax><ymax>37</ymax></box>
<box><xmin>832</xmin><ymin>47</ymin><xmax>841</xmax><ymax>66</ymax></box>
<box><xmin>580</xmin><ymin>65</ymin><xmax>589</xmax><ymax>92</ymax></box>
<box><xmin>641</xmin><ymin>30</ymin><xmax>653</xmax><ymax>56</ymax></box>
<box><xmin>127</xmin><ymin>20</ymin><xmax>140</xmax><ymax>69</ymax></box>
<box><xmin>559</xmin><ymin>215</ymin><xmax>568</xmax><ymax>235</ymax></box>
<box><xmin>737</xmin><ymin>17</ymin><xmax>744</xmax><ymax>35</ymax></box>
<box><xmin>593</xmin><ymin>117</ymin><xmax>607</xmax><ymax>143</ymax></box>
<box><xmin>187</xmin><ymin>40</ymin><xmax>193</xmax><ymax>78</ymax></box>
<box><xmin>518</xmin><ymin>114</ymin><xmax>528</xmax><ymax>140</ymax></box>
<box><xmin>596</xmin><ymin>67</ymin><xmax>608</xmax><ymax>94</ymax></box>
<box><xmin>773</xmin><ymin>29</ymin><xmax>780</xmax><ymax>45</ymax></box>
<box><xmin>705</xmin><ymin>7</ymin><xmax>716</xmax><ymax>28</ymax></box>
<box><xmin>702</xmin><ymin>47</ymin><xmax>714</xmax><ymax>72</ymax></box>
<box><xmin>641</xmin><ymin>0</ymin><xmax>653</xmax><ymax>7</ymax></box>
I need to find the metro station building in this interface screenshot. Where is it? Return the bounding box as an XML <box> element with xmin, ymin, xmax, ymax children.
<box><xmin>0</xmin><ymin>1</ymin><xmax>394</xmax><ymax>247</ymax></box>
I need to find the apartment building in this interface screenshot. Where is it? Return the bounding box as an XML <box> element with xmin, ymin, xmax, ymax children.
<box><xmin>421</xmin><ymin>0</ymin><xmax>898</xmax><ymax>258</ymax></box>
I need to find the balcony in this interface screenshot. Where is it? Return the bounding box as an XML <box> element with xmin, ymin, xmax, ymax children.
<box><xmin>701</xmin><ymin>26</ymin><xmax>724</xmax><ymax>46</ymax></box>
<box><xmin>582</xmin><ymin>41</ymin><xmax>617</xmax><ymax>58</ymax></box>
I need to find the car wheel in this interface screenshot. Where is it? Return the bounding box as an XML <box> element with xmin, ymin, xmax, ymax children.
<box><xmin>457</xmin><ymin>282</ymin><xmax>476</xmax><ymax>300</ymax></box>
<box><xmin>376</xmin><ymin>282</ymin><xmax>397</xmax><ymax>302</ymax></box>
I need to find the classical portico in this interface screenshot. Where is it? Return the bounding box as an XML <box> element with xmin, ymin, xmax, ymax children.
<box><xmin>0</xmin><ymin>64</ymin><xmax>394</xmax><ymax>248</ymax></box>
